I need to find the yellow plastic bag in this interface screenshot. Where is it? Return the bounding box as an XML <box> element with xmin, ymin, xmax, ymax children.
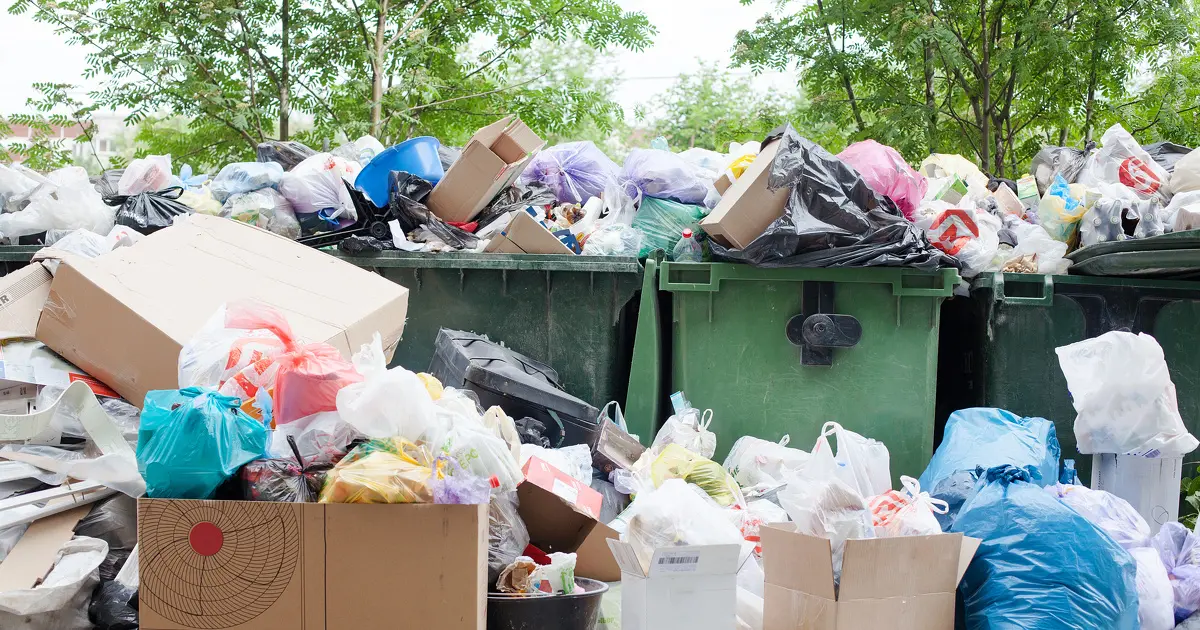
<box><xmin>650</xmin><ymin>444</ymin><xmax>744</xmax><ymax>507</ymax></box>
<box><xmin>319</xmin><ymin>438</ymin><xmax>434</xmax><ymax>503</ymax></box>
<box><xmin>417</xmin><ymin>373</ymin><xmax>444</xmax><ymax>400</ymax></box>
<box><xmin>728</xmin><ymin>154</ymin><xmax>757</xmax><ymax>179</ymax></box>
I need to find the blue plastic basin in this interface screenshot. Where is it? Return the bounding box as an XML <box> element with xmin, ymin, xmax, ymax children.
<box><xmin>355</xmin><ymin>136</ymin><xmax>444</xmax><ymax>207</ymax></box>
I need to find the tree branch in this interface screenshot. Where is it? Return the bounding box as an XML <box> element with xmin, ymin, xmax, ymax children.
<box><xmin>406</xmin><ymin>73</ymin><xmax>546</xmax><ymax>112</ymax></box>
<box><xmin>384</xmin><ymin>0</ymin><xmax>440</xmax><ymax>50</ymax></box>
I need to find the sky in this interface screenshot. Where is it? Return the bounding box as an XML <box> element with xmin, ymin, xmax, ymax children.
<box><xmin>0</xmin><ymin>0</ymin><xmax>799</xmax><ymax>123</ymax></box>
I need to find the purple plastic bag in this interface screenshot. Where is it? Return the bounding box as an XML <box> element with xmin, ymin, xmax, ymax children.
<box><xmin>620</xmin><ymin>149</ymin><xmax>716</xmax><ymax>207</ymax></box>
<box><xmin>431</xmin><ymin>455</ymin><xmax>492</xmax><ymax>505</ymax></box>
<box><xmin>519</xmin><ymin>141</ymin><xmax>619</xmax><ymax>204</ymax></box>
<box><xmin>1152</xmin><ymin>521</ymin><xmax>1200</xmax><ymax>623</ymax></box>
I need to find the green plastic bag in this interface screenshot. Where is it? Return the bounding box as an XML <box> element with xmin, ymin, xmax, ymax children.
<box><xmin>631</xmin><ymin>196</ymin><xmax>706</xmax><ymax>257</ymax></box>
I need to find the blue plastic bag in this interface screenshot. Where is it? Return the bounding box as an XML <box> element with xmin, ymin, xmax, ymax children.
<box><xmin>919</xmin><ymin>408</ymin><xmax>1059</xmax><ymax>493</ymax></box>
<box><xmin>209</xmin><ymin>162</ymin><xmax>284</xmax><ymax>203</ymax></box>
<box><xmin>137</xmin><ymin>387</ymin><xmax>271</xmax><ymax>499</ymax></box>
<box><xmin>953</xmin><ymin>465</ymin><xmax>1138</xmax><ymax>630</ymax></box>
<box><xmin>519</xmin><ymin>141</ymin><xmax>619</xmax><ymax>204</ymax></box>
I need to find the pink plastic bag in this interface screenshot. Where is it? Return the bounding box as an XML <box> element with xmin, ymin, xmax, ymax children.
<box><xmin>837</xmin><ymin>140</ymin><xmax>927</xmax><ymax>220</ymax></box>
<box><xmin>220</xmin><ymin>302</ymin><xmax>362</xmax><ymax>427</ymax></box>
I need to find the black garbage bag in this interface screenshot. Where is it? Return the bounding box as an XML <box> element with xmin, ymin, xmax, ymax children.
<box><xmin>339</xmin><ymin>234</ymin><xmax>389</xmax><ymax>254</ymax></box>
<box><xmin>103</xmin><ymin>186</ymin><xmax>192</xmax><ymax>234</ymax></box>
<box><xmin>76</xmin><ymin>495</ymin><xmax>137</xmax><ymax>581</ymax></box>
<box><xmin>388</xmin><ymin>171</ymin><xmax>479</xmax><ymax>250</ymax></box>
<box><xmin>1143</xmin><ymin>141</ymin><xmax>1193</xmax><ymax>174</ymax></box>
<box><xmin>89</xmin><ymin>580</ymin><xmax>138</xmax><ymax>630</ymax></box>
<box><xmin>1031</xmin><ymin>144</ymin><xmax>1094</xmax><ymax>195</ymax></box>
<box><xmin>476</xmin><ymin>181</ymin><xmax>557</xmax><ymax>230</ymax></box>
<box><xmin>710</xmin><ymin>125</ymin><xmax>958</xmax><ymax>271</ymax></box>
<box><xmin>514</xmin><ymin>416</ymin><xmax>556</xmax><ymax>448</ymax></box>
<box><xmin>256</xmin><ymin>140</ymin><xmax>317</xmax><ymax>170</ymax></box>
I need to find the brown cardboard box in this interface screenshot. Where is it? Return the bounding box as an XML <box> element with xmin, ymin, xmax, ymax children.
<box><xmin>761</xmin><ymin>524</ymin><xmax>979</xmax><ymax>630</ymax></box>
<box><xmin>484</xmin><ymin>209</ymin><xmax>575</xmax><ymax>255</ymax></box>
<box><xmin>700</xmin><ymin>140</ymin><xmax>790</xmax><ymax>250</ymax></box>
<box><xmin>137</xmin><ymin>499</ymin><xmax>487</xmax><ymax>630</ymax></box>
<box><xmin>34</xmin><ymin>214</ymin><xmax>409</xmax><ymax>407</ymax></box>
<box><xmin>428</xmin><ymin>116</ymin><xmax>546</xmax><ymax>223</ymax></box>
<box><xmin>517</xmin><ymin>463</ymin><xmax>622</xmax><ymax>582</ymax></box>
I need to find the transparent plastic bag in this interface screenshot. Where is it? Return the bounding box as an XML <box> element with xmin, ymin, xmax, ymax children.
<box><xmin>867</xmin><ymin>476</ymin><xmax>947</xmax><ymax>537</ymax></box>
<box><xmin>336</xmin><ymin>332</ymin><xmax>446</xmax><ymax>443</ymax></box>
<box><xmin>623</xmin><ymin>478</ymin><xmax>746</xmax><ymax>571</ymax></box>
<box><xmin>117</xmin><ymin>155</ymin><xmax>172</xmax><ymax>195</ymax></box>
<box><xmin>136</xmin><ymin>387</ymin><xmax>271</xmax><ymax>499</ymax></box>
<box><xmin>430</xmin><ymin>455</ymin><xmax>492</xmax><ymax>504</ymax></box>
<box><xmin>1032</xmin><ymin>145</ymin><xmax>1091</xmax><ymax>195</ymax></box>
<box><xmin>808</xmin><ymin>421</ymin><xmax>891</xmax><ymax>497</ymax></box>
<box><xmin>268</xmin><ymin>410</ymin><xmax>359</xmax><ymax>466</ymax></box>
<box><xmin>1056</xmin><ymin>331</ymin><xmax>1198</xmax><ymax>457</ymax></box>
<box><xmin>724</xmin><ymin>435</ymin><xmax>809</xmax><ymax>489</ymax></box>
<box><xmin>520</xmin><ymin>443</ymin><xmax>592</xmax><ymax>485</ymax></box>
<box><xmin>0</xmin><ymin>166</ymin><xmax>115</xmax><ymax>239</ymax></box>
<box><xmin>777</xmin><ymin>475</ymin><xmax>874</xmax><ymax>582</ymax></box>
<box><xmin>630</xmin><ymin>197</ymin><xmax>706</xmax><ymax>258</ymax></box>
<box><xmin>836</xmin><ymin>140</ymin><xmax>927</xmax><ymax>220</ymax></box>
<box><xmin>279</xmin><ymin>153</ymin><xmax>359</xmax><ymax>222</ymax></box>
<box><xmin>178</xmin><ymin>186</ymin><xmax>223</xmax><ymax>215</ymax></box>
<box><xmin>1173</xmin><ymin>149</ymin><xmax>1200</xmax><ymax>195</ymax></box>
<box><xmin>1131</xmin><ymin>546</ymin><xmax>1175</xmax><ymax>630</ymax></box>
<box><xmin>650</xmin><ymin>392</ymin><xmax>716</xmax><ymax>459</ymax></box>
<box><xmin>582</xmin><ymin>224</ymin><xmax>643</xmax><ymax>256</ymax></box>
<box><xmin>178</xmin><ymin>304</ymin><xmax>289</xmax><ymax>390</ymax></box>
<box><xmin>650</xmin><ymin>444</ymin><xmax>744</xmax><ymax>507</ymax></box>
<box><xmin>332</xmin><ymin>135</ymin><xmax>385</xmax><ymax>165</ymax></box>
<box><xmin>621</xmin><ymin>148</ymin><xmax>717</xmax><ymax>207</ymax></box>
<box><xmin>256</xmin><ymin>140</ymin><xmax>317</xmax><ymax>170</ymax></box>
<box><xmin>75</xmin><ymin>495</ymin><xmax>138</xmax><ymax>552</ymax></box>
<box><xmin>1078</xmin><ymin>124</ymin><xmax>1171</xmax><ymax>204</ymax></box>
<box><xmin>519</xmin><ymin>141</ymin><xmax>620</xmax><ymax>204</ymax></box>
<box><xmin>0</xmin><ymin>163</ymin><xmax>41</xmax><ymax>212</ymax></box>
<box><xmin>441</xmin><ymin>419</ymin><xmax>523</xmax><ymax>493</ymax></box>
<box><xmin>919</xmin><ymin>407</ymin><xmax>1060</xmax><ymax>493</ymax></box>
<box><xmin>1152</xmin><ymin>521</ymin><xmax>1200</xmax><ymax>622</ymax></box>
<box><xmin>1038</xmin><ymin>174</ymin><xmax>1087</xmax><ymax>242</ymax></box>
<box><xmin>318</xmin><ymin>437</ymin><xmax>434</xmax><ymax>503</ymax></box>
<box><xmin>221</xmin><ymin>188</ymin><xmax>301</xmax><ymax>239</ymax></box>
<box><xmin>488</xmin><ymin>491</ymin><xmax>530</xmax><ymax>585</ymax></box>
<box><xmin>1046</xmin><ymin>483</ymin><xmax>1150</xmax><ymax>549</ymax></box>
<box><xmin>208</xmin><ymin>161</ymin><xmax>284</xmax><ymax>203</ymax></box>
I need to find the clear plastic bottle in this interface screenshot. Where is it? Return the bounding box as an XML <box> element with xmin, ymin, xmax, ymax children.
<box><xmin>672</xmin><ymin>228</ymin><xmax>703</xmax><ymax>262</ymax></box>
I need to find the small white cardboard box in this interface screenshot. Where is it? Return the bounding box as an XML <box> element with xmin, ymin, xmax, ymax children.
<box><xmin>607</xmin><ymin>540</ymin><xmax>740</xmax><ymax>630</ymax></box>
<box><xmin>1092</xmin><ymin>453</ymin><xmax>1182</xmax><ymax>534</ymax></box>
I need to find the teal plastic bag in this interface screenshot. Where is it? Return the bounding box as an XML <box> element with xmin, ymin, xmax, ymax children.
<box><xmin>137</xmin><ymin>387</ymin><xmax>271</xmax><ymax>499</ymax></box>
<box><xmin>631</xmin><ymin>196</ymin><xmax>706</xmax><ymax>257</ymax></box>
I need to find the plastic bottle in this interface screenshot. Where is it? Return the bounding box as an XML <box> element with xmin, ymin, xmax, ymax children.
<box><xmin>672</xmin><ymin>228</ymin><xmax>703</xmax><ymax>262</ymax></box>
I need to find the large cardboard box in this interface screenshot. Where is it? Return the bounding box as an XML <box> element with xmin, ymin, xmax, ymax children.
<box><xmin>428</xmin><ymin>116</ymin><xmax>545</xmax><ymax>223</ymax></box>
<box><xmin>700</xmin><ymin>140</ymin><xmax>790</xmax><ymax>250</ymax></box>
<box><xmin>761</xmin><ymin>524</ymin><xmax>979</xmax><ymax>630</ymax></box>
<box><xmin>137</xmin><ymin>499</ymin><xmax>486</xmax><ymax>630</ymax></box>
<box><xmin>607</xmin><ymin>540</ymin><xmax>741</xmax><ymax>630</ymax></box>
<box><xmin>34</xmin><ymin>214</ymin><xmax>409</xmax><ymax>406</ymax></box>
<box><xmin>517</xmin><ymin>457</ymin><xmax>621</xmax><ymax>581</ymax></box>
<box><xmin>484</xmin><ymin>208</ymin><xmax>577</xmax><ymax>255</ymax></box>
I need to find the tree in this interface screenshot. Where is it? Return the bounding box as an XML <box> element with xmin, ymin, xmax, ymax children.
<box><xmin>9</xmin><ymin>0</ymin><xmax>654</xmax><ymax>169</ymax></box>
<box><xmin>733</xmin><ymin>0</ymin><xmax>1193</xmax><ymax>176</ymax></box>
<box><xmin>0</xmin><ymin>83</ymin><xmax>100</xmax><ymax>171</ymax></box>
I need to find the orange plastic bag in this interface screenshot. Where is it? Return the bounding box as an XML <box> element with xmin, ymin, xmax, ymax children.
<box><xmin>218</xmin><ymin>302</ymin><xmax>362</xmax><ymax>427</ymax></box>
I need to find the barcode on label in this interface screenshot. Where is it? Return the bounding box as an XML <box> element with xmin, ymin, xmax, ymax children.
<box><xmin>655</xmin><ymin>553</ymin><xmax>701</xmax><ymax>573</ymax></box>
<box><xmin>658</xmin><ymin>556</ymin><xmax>699</xmax><ymax>565</ymax></box>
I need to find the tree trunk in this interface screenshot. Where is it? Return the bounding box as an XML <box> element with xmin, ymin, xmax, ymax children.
<box><xmin>1082</xmin><ymin>19</ymin><xmax>1103</xmax><ymax>143</ymax></box>
<box><xmin>978</xmin><ymin>0</ymin><xmax>991</xmax><ymax>172</ymax></box>
<box><xmin>816</xmin><ymin>0</ymin><xmax>865</xmax><ymax>131</ymax></box>
<box><xmin>369</xmin><ymin>0</ymin><xmax>389</xmax><ymax>137</ymax></box>
<box><xmin>923</xmin><ymin>40</ymin><xmax>937</xmax><ymax>153</ymax></box>
<box><xmin>279</xmin><ymin>0</ymin><xmax>290</xmax><ymax>140</ymax></box>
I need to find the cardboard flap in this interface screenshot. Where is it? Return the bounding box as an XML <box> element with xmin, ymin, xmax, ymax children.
<box><xmin>839</xmin><ymin>533</ymin><xmax>964</xmax><ymax>600</ymax></box>
<box><xmin>956</xmin><ymin>536</ymin><xmax>982</xmax><ymax>585</ymax></box>
<box><xmin>492</xmin><ymin>119</ymin><xmax>544</xmax><ymax>164</ymax></box>
<box><xmin>606</xmin><ymin>539</ymin><xmax>646</xmax><ymax>576</ymax></box>
<box><xmin>516</xmin><ymin>481</ymin><xmax>596</xmax><ymax>553</ymax></box>
<box><xmin>575</xmin><ymin>521</ymin><xmax>621</xmax><ymax>582</ymax></box>
<box><xmin>647</xmin><ymin>544</ymin><xmax>741</xmax><ymax>578</ymax></box>
<box><xmin>761</xmin><ymin>524</ymin><xmax>835</xmax><ymax>600</ymax></box>
<box><xmin>467</xmin><ymin>116</ymin><xmax>513</xmax><ymax>152</ymax></box>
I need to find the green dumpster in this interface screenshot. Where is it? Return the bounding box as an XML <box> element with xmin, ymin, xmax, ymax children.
<box><xmin>640</xmin><ymin>262</ymin><xmax>958</xmax><ymax>482</ymax></box>
<box><xmin>938</xmin><ymin>272</ymin><xmax>1200</xmax><ymax>481</ymax></box>
<box><xmin>0</xmin><ymin>246</ymin><xmax>37</xmax><ymax>275</ymax></box>
<box><xmin>333</xmin><ymin>251</ymin><xmax>645</xmax><ymax>409</ymax></box>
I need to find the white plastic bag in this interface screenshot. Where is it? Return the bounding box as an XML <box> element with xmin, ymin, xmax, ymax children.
<box><xmin>650</xmin><ymin>393</ymin><xmax>716</xmax><ymax>459</ymax></box>
<box><xmin>177</xmin><ymin>305</ymin><xmax>287</xmax><ymax>389</ymax></box>
<box><xmin>622</xmin><ymin>478</ymin><xmax>747</xmax><ymax>571</ymax></box>
<box><xmin>1004</xmin><ymin>219</ymin><xmax>1070</xmax><ymax>275</ymax></box>
<box><xmin>777</xmin><ymin>475</ymin><xmax>874</xmax><ymax>582</ymax></box>
<box><xmin>1172</xmin><ymin>149</ymin><xmax>1200</xmax><ymax>195</ymax></box>
<box><xmin>279</xmin><ymin>153</ymin><xmax>360</xmax><ymax>222</ymax></box>
<box><xmin>1163</xmin><ymin>190</ymin><xmax>1200</xmax><ymax>231</ymax></box>
<box><xmin>0</xmin><ymin>166</ymin><xmax>115</xmax><ymax>240</ymax></box>
<box><xmin>1046</xmin><ymin>483</ymin><xmax>1151</xmax><ymax>549</ymax></box>
<box><xmin>335</xmin><ymin>332</ymin><xmax>446</xmax><ymax>443</ymax></box>
<box><xmin>117</xmin><ymin>155</ymin><xmax>172</xmax><ymax>195</ymax></box>
<box><xmin>482</xmin><ymin>406</ymin><xmax>522</xmax><ymax>464</ymax></box>
<box><xmin>723</xmin><ymin>435</ymin><xmax>809</xmax><ymax>489</ymax></box>
<box><xmin>809</xmin><ymin>421</ymin><xmax>891</xmax><ymax>497</ymax></box>
<box><xmin>1056</xmin><ymin>331</ymin><xmax>1199</xmax><ymax>457</ymax></box>
<box><xmin>1077</xmin><ymin>124</ymin><xmax>1172</xmax><ymax>204</ymax></box>
<box><xmin>0</xmin><ymin>537</ymin><xmax>107</xmax><ymax>630</ymax></box>
<box><xmin>926</xmin><ymin>205</ymin><xmax>1001</xmax><ymax>278</ymax></box>
<box><xmin>1131</xmin><ymin>546</ymin><xmax>1175</xmax><ymax>630</ymax></box>
<box><xmin>867</xmin><ymin>476</ymin><xmax>947</xmax><ymax>538</ymax></box>
<box><xmin>443</xmin><ymin>420</ymin><xmax>523</xmax><ymax>493</ymax></box>
<box><xmin>208</xmin><ymin>162</ymin><xmax>284</xmax><ymax>203</ymax></box>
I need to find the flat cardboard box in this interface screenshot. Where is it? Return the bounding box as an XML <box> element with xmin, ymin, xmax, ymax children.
<box><xmin>0</xmin><ymin>505</ymin><xmax>91</xmax><ymax>591</ymax></box>
<box><xmin>1092</xmin><ymin>453</ymin><xmax>1182</xmax><ymax>534</ymax></box>
<box><xmin>701</xmin><ymin>140</ymin><xmax>790</xmax><ymax>250</ymax></box>
<box><xmin>484</xmin><ymin>209</ymin><xmax>576</xmax><ymax>255</ymax></box>
<box><xmin>761</xmin><ymin>524</ymin><xmax>979</xmax><ymax>630</ymax></box>
<box><xmin>35</xmin><ymin>214</ymin><xmax>409</xmax><ymax>406</ymax></box>
<box><xmin>607</xmin><ymin>540</ymin><xmax>741</xmax><ymax>630</ymax></box>
<box><xmin>137</xmin><ymin>499</ymin><xmax>486</xmax><ymax>630</ymax></box>
<box><xmin>428</xmin><ymin>116</ymin><xmax>545</xmax><ymax>223</ymax></box>
<box><xmin>517</xmin><ymin>457</ymin><xmax>621</xmax><ymax>582</ymax></box>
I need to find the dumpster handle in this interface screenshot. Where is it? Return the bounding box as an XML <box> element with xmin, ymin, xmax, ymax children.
<box><xmin>994</xmin><ymin>274</ymin><xmax>1055</xmax><ymax>306</ymax></box>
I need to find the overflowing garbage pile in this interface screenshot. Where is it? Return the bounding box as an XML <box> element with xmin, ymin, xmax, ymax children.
<box><xmin>1</xmin><ymin>116</ymin><xmax>1191</xmax><ymax>274</ymax></box>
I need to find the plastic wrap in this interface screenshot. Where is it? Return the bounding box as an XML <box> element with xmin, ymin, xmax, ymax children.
<box><xmin>712</xmin><ymin>126</ymin><xmax>958</xmax><ymax>270</ymax></box>
<box><xmin>836</xmin><ymin>140</ymin><xmax>927</xmax><ymax>220</ymax></box>
<box><xmin>256</xmin><ymin>140</ymin><xmax>317</xmax><ymax>170</ymax></box>
<box><xmin>520</xmin><ymin>141</ymin><xmax>620</xmax><ymax>204</ymax></box>
<box><xmin>630</xmin><ymin>196</ymin><xmax>705</xmax><ymax>258</ymax></box>
<box><xmin>649</xmin><ymin>444</ymin><xmax>744</xmax><ymax>507</ymax></box>
<box><xmin>1056</xmin><ymin>331</ymin><xmax>1198</xmax><ymax>457</ymax></box>
<box><xmin>1032</xmin><ymin>145</ymin><xmax>1092</xmax><ymax>195</ymax></box>
<box><xmin>620</xmin><ymin>148</ymin><xmax>716</xmax><ymax>207</ymax></box>
<box><xmin>953</xmin><ymin>465</ymin><xmax>1138</xmax><ymax>630</ymax></box>
<box><xmin>209</xmin><ymin>161</ymin><xmax>284</xmax><ymax>203</ymax></box>
<box><xmin>220</xmin><ymin>188</ymin><xmax>302</xmax><ymax>239</ymax></box>
<box><xmin>488</xmin><ymin>492</ymin><xmax>530</xmax><ymax>585</ymax></box>
<box><xmin>919</xmin><ymin>407</ymin><xmax>1060</xmax><ymax>493</ymax></box>
<box><xmin>137</xmin><ymin>387</ymin><xmax>271</xmax><ymax>499</ymax></box>
<box><xmin>319</xmin><ymin>437</ymin><xmax>434</xmax><ymax>503</ymax></box>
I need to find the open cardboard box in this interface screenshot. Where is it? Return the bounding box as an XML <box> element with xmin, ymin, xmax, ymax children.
<box><xmin>761</xmin><ymin>524</ymin><xmax>979</xmax><ymax>630</ymax></box>
<box><xmin>516</xmin><ymin>456</ymin><xmax>621</xmax><ymax>581</ymax></box>
<box><xmin>700</xmin><ymin>138</ymin><xmax>790</xmax><ymax>250</ymax></box>
<box><xmin>606</xmin><ymin>540</ymin><xmax>741</xmax><ymax>630</ymax></box>
<box><xmin>428</xmin><ymin>116</ymin><xmax>545</xmax><ymax>223</ymax></box>
<box><xmin>484</xmin><ymin>208</ymin><xmax>578</xmax><ymax>255</ymax></box>
<box><xmin>137</xmin><ymin>499</ymin><xmax>487</xmax><ymax>630</ymax></box>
